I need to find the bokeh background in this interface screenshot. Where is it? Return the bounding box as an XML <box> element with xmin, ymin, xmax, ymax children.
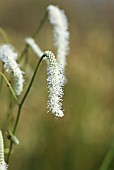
<box><xmin>0</xmin><ymin>0</ymin><xmax>114</xmax><ymax>170</ymax></box>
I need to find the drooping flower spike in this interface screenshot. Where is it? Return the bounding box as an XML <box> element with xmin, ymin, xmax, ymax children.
<box><xmin>43</xmin><ymin>50</ymin><xmax>66</xmax><ymax>117</ymax></box>
<box><xmin>0</xmin><ymin>44</ymin><xmax>24</xmax><ymax>96</ymax></box>
<box><xmin>25</xmin><ymin>38</ymin><xmax>43</xmax><ymax>58</ymax></box>
<box><xmin>47</xmin><ymin>5</ymin><xmax>70</xmax><ymax>68</ymax></box>
<box><xmin>0</xmin><ymin>130</ymin><xmax>8</xmax><ymax>170</ymax></box>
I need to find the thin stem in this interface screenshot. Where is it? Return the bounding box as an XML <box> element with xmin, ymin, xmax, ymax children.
<box><xmin>0</xmin><ymin>64</ymin><xmax>4</xmax><ymax>96</ymax></box>
<box><xmin>0</xmin><ymin>27</ymin><xmax>9</xmax><ymax>43</ymax></box>
<box><xmin>19</xmin><ymin>12</ymin><xmax>47</xmax><ymax>61</ymax></box>
<box><xmin>18</xmin><ymin>44</ymin><xmax>29</xmax><ymax>62</ymax></box>
<box><xmin>6</xmin><ymin>13</ymin><xmax>46</xmax><ymax>159</ymax></box>
<box><xmin>99</xmin><ymin>138</ymin><xmax>114</xmax><ymax>170</ymax></box>
<box><xmin>24</xmin><ymin>50</ymin><xmax>29</xmax><ymax>69</ymax></box>
<box><xmin>32</xmin><ymin>11</ymin><xmax>47</xmax><ymax>38</ymax></box>
<box><xmin>14</xmin><ymin>56</ymin><xmax>44</xmax><ymax>132</ymax></box>
<box><xmin>6</xmin><ymin>106</ymin><xmax>22</xmax><ymax>164</ymax></box>
<box><xmin>7</xmin><ymin>91</ymin><xmax>15</xmax><ymax>123</ymax></box>
<box><xmin>0</xmin><ymin>71</ymin><xmax>19</xmax><ymax>105</ymax></box>
<box><xmin>20</xmin><ymin>55</ymin><xmax>44</xmax><ymax>106</ymax></box>
<box><xmin>7</xmin><ymin>56</ymin><xmax>44</xmax><ymax>163</ymax></box>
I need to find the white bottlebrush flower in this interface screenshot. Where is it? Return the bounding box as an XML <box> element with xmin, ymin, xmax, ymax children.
<box><xmin>25</xmin><ymin>37</ymin><xmax>43</xmax><ymax>58</ymax></box>
<box><xmin>47</xmin><ymin>5</ymin><xmax>70</xmax><ymax>68</ymax></box>
<box><xmin>43</xmin><ymin>50</ymin><xmax>65</xmax><ymax>117</ymax></box>
<box><xmin>0</xmin><ymin>44</ymin><xmax>24</xmax><ymax>96</ymax></box>
<box><xmin>0</xmin><ymin>131</ymin><xmax>8</xmax><ymax>170</ymax></box>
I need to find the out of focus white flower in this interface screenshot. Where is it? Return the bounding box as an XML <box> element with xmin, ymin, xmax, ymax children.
<box><xmin>0</xmin><ymin>44</ymin><xmax>24</xmax><ymax>95</ymax></box>
<box><xmin>47</xmin><ymin>5</ymin><xmax>70</xmax><ymax>68</ymax></box>
<box><xmin>0</xmin><ymin>131</ymin><xmax>8</xmax><ymax>170</ymax></box>
<box><xmin>25</xmin><ymin>38</ymin><xmax>43</xmax><ymax>58</ymax></box>
<box><xmin>0</xmin><ymin>44</ymin><xmax>18</xmax><ymax>60</ymax></box>
<box><xmin>43</xmin><ymin>50</ymin><xmax>65</xmax><ymax>117</ymax></box>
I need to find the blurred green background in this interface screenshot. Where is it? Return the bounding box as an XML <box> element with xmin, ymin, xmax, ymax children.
<box><xmin>0</xmin><ymin>0</ymin><xmax>114</xmax><ymax>170</ymax></box>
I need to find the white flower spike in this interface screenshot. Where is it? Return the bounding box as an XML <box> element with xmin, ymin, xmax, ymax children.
<box><xmin>0</xmin><ymin>44</ymin><xmax>24</xmax><ymax>96</ymax></box>
<box><xmin>0</xmin><ymin>131</ymin><xmax>8</xmax><ymax>170</ymax></box>
<box><xmin>25</xmin><ymin>37</ymin><xmax>43</xmax><ymax>58</ymax></box>
<box><xmin>47</xmin><ymin>5</ymin><xmax>70</xmax><ymax>68</ymax></box>
<box><xmin>43</xmin><ymin>51</ymin><xmax>65</xmax><ymax>118</ymax></box>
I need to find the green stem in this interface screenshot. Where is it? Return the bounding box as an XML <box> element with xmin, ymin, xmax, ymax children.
<box><xmin>7</xmin><ymin>56</ymin><xmax>44</xmax><ymax>163</ymax></box>
<box><xmin>19</xmin><ymin>12</ymin><xmax>47</xmax><ymax>62</ymax></box>
<box><xmin>99</xmin><ymin>139</ymin><xmax>114</xmax><ymax>170</ymax></box>
<box><xmin>32</xmin><ymin>11</ymin><xmax>47</xmax><ymax>38</ymax></box>
<box><xmin>20</xmin><ymin>56</ymin><xmax>44</xmax><ymax>107</ymax></box>
<box><xmin>0</xmin><ymin>64</ymin><xmax>4</xmax><ymax>96</ymax></box>
<box><xmin>0</xmin><ymin>71</ymin><xmax>19</xmax><ymax>105</ymax></box>
<box><xmin>6</xmin><ymin>91</ymin><xmax>15</xmax><ymax>125</ymax></box>
<box><xmin>0</xmin><ymin>27</ymin><xmax>9</xmax><ymax>43</ymax></box>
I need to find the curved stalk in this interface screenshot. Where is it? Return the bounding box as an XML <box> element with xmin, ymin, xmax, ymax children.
<box><xmin>99</xmin><ymin>138</ymin><xmax>114</xmax><ymax>170</ymax></box>
<box><xmin>7</xmin><ymin>56</ymin><xmax>44</xmax><ymax>163</ymax></box>
<box><xmin>0</xmin><ymin>71</ymin><xmax>19</xmax><ymax>105</ymax></box>
<box><xmin>0</xmin><ymin>64</ymin><xmax>4</xmax><ymax>97</ymax></box>
<box><xmin>0</xmin><ymin>27</ymin><xmax>9</xmax><ymax>43</ymax></box>
<box><xmin>19</xmin><ymin>12</ymin><xmax>47</xmax><ymax>62</ymax></box>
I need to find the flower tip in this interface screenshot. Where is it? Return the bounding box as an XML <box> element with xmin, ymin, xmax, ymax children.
<box><xmin>47</xmin><ymin>4</ymin><xmax>56</xmax><ymax>10</ymax></box>
<box><xmin>0</xmin><ymin>163</ymin><xmax>8</xmax><ymax>170</ymax></box>
<box><xmin>55</xmin><ymin>110</ymin><xmax>64</xmax><ymax>118</ymax></box>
